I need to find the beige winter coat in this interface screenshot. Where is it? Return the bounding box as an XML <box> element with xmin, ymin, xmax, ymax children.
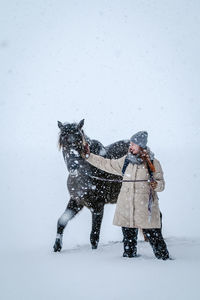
<box><xmin>86</xmin><ymin>153</ymin><xmax>165</xmax><ymax>229</ymax></box>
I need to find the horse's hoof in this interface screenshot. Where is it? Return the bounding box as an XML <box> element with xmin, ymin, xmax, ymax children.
<box><xmin>53</xmin><ymin>239</ymin><xmax>62</xmax><ymax>252</ymax></box>
<box><xmin>92</xmin><ymin>245</ymin><xmax>98</xmax><ymax>249</ymax></box>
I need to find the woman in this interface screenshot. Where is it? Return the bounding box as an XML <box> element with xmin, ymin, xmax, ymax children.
<box><xmin>82</xmin><ymin>131</ymin><xmax>170</xmax><ymax>260</ymax></box>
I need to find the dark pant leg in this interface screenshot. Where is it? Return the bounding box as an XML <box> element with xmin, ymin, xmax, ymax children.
<box><xmin>143</xmin><ymin>228</ymin><xmax>169</xmax><ymax>260</ymax></box>
<box><xmin>122</xmin><ymin>227</ymin><xmax>138</xmax><ymax>256</ymax></box>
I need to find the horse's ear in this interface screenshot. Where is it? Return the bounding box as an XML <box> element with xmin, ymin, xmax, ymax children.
<box><xmin>78</xmin><ymin>119</ymin><xmax>85</xmax><ymax>129</ymax></box>
<box><xmin>57</xmin><ymin>121</ymin><xmax>64</xmax><ymax>129</ymax></box>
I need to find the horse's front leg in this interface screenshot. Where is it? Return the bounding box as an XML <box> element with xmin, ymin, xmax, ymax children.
<box><xmin>90</xmin><ymin>203</ymin><xmax>104</xmax><ymax>249</ymax></box>
<box><xmin>53</xmin><ymin>198</ymin><xmax>83</xmax><ymax>252</ymax></box>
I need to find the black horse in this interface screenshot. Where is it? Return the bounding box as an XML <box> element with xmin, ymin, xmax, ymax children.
<box><xmin>53</xmin><ymin>119</ymin><xmax>131</xmax><ymax>252</ymax></box>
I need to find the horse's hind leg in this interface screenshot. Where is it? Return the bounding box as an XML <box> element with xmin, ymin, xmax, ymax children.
<box><xmin>90</xmin><ymin>204</ymin><xmax>104</xmax><ymax>249</ymax></box>
<box><xmin>53</xmin><ymin>198</ymin><xmax>83</xmax><ymax>252</ymax></box>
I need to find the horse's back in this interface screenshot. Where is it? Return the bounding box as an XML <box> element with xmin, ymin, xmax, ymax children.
<box><xmin>86</xmin><ymin>133</ymin><xmax>129</xmax><ymax>159</ymax></box>
<box><xmin>104</xmin><ymin>140</ymin><xmax>129</xmax><ymax>159</ymax></box>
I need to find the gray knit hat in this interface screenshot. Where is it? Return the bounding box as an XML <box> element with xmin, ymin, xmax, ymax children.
<box><xmin>130</xmin><ymin>131</ymin><xmax>148</xmax><ymax>148</ymax></box>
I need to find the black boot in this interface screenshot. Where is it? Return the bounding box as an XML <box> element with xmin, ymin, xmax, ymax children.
<box><xmin>143</xmin><ymin>229</ymin><xmax>169</xmax><ymax>260</ymax></box>
<box><xmin>122</xmin><ymin>227</ymin><xmax>138</xmax><ymax>258</ymax></box>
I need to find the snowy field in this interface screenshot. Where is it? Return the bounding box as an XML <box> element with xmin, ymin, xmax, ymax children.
<box><xmin>1</xmin><ymin>0</ymin><xmax>200</xmax><ymax>299</ymax></box>
<box><xmin>1</xmin><ymin>237</ymin><xmax>200</xmax><ymax>300</ymax></box>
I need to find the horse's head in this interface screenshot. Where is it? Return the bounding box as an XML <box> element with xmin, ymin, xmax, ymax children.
<box><xmin>58</xmin><ymin>119</ymin><xmax>86</xmax><ymax>176</ymax></box>
<box><xmin>58</xmin><ymin>119</ymin><xmax>85</xmax><ymax>151</ymax></box>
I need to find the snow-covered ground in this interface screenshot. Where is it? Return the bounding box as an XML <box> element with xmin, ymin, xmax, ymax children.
<box><xmin>1</xmin><ymin>0</ymin><xmax>200</xmax><ymax>299</ymax></box>
<box><xmin>2</xmin><ymin>237</ymin><xmax>200</xmax><ymax>300</ymax></box>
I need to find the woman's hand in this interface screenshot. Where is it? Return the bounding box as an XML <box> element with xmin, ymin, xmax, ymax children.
<box><xmin>81</xmin><ymin>142</ymin><xmax>90</xmax><ymax>159</ymax></box>
<box><xmin>150</xmin><ymin>180</ymin><xmax>158</xmax><ymax>190</ymax></box>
